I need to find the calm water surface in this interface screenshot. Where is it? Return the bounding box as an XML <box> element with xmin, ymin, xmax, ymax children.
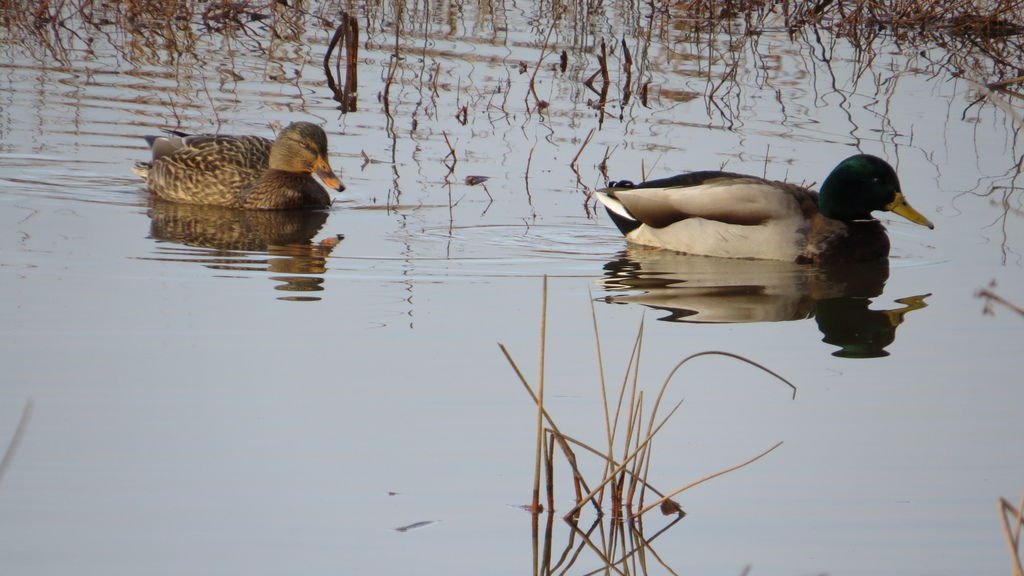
<box><xmin>1</xmin><ymin>3</ymin><xmax>1022</xmax><ymax>575</ymax></box>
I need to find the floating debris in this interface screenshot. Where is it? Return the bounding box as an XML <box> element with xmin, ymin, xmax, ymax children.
<box><xmin>394</xmin><ymin>520</ymin><xmax>439</xmax><ymax>533</ymax></box>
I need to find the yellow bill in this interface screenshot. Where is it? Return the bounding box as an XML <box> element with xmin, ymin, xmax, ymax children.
<box><xmin>886</xmin><ymin>192</ymin><xmax>934</xmax><ymax>229</ymax></box>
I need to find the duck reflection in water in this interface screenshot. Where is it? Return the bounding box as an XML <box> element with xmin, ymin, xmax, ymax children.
<box><xmin>600</xmin><ymin>246</ymin><xmax>929</xmax><ymax>358</ymax></box>
<box><xmin>146</xmin><ymin>199</ymin><xmax>342</xmax><ymax>300</ymax></box>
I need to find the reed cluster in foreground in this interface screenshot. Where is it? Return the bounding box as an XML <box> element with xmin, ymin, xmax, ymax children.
<box><xmin>499</xmin><ymin>278</ymin><xmax>796</xmax><ymax>572</ymax></box>
<box><xmin>1002</xmin><ymin>492</ymin><xmax>1024</xmax><ymax>576</ymax></box>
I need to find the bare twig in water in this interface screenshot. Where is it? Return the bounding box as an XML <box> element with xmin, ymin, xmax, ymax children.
<box><xmin>323</xmin><ymin>11</ymin><xmax>359</xmax><ymax>112</ymax></box>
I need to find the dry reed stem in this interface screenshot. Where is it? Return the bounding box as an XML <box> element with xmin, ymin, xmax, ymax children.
<box><xmin>624</xmin><ymin>393</ymin><xmax>646</xmax><ymax>510</ymax></box>
<box><xmin>587</xmin><ymin>290</ymin><xmax>612</xmax><ymax>462</ymax></box>
<box><xmin>637</xmin><ymin>441</ymin><xmax>784</xmax><ymax>516</ymax></box>
<box><xmin>643</xmin><ymin>350</ymin><xmax>797</xmax><ymax>451</ymax></box>
<box><xmin>1001</xmin><ymin>492</ymin><xmax>1024</xmax><ymax>576</ymax></box>
<box><xmin>497</xmin><ymin>347</ymin><xmax>598</xmax><ymax>513</ymax></box>
<box><xmin>988</xmin><ymin>75</ymin><xmax>1024</xmax><ymax>90</ymax></box>
<box><xmin>636</xmin><ymin>416</ymin><xmax>659</xmax><ymax>512</ymax></box>
<box><xmin>564</xmin><ymin>398</ymin><xmax>685</xmax><ymax>520</ymax></box>
<box><xmin>611</xmin><ymin>319</ymin><xmax>644</xmax><ymax>452</ymax></box>
<box><xmin>549</xmin><ymin>430</ymin><xmax>672</xmax><ymax>501</ymax></box>
<box><xmin>533</xmin><ymin>275</ymin><xmax>549</xmax><ymax>513</ymax></box>
<box><xmin>602</xmin><ymin>318</ymin><xmax>645</xmax><ymax>499</ymax></box>
<box><xmin>618</xmin><ymin>372</ymin><xmax>643</xmax><ymax>508</ymax></box>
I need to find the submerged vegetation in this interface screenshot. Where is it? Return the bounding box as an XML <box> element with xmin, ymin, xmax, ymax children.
<box><xmin>3</xmin><ymin>0</ymin><xmax>1022</xmax><ymax>105</ymax></box>
<box><xmin>3</xmin><ymin>0</ymin><xmax>1020</xmax><ymax>195</ymax></box>
<box><xmin>5</xmin><ymin>0</ymin><xmax>1020</xmax><ymax>245</ymax></box>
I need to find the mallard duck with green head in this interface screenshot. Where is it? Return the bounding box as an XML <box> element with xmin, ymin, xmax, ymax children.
<box><xmin>133</xmin><ymin>122</ymin><xmax>344</xmax><ymax>210</ymax></box>
<box><xmin>595</xmin><ymin>154</ymin><xmax>934</xmax><ymax>263</ymax></box>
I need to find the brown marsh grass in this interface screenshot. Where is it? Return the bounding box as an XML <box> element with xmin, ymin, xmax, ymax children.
<box><xmin>500</xmin><ymin>278</ymin><xmax>796</xmax><ymax>573</ymax></box>
<box><xmin>4</xmin><ymin>1</ymin><xmax>1021</xmax><ymax>93</ymax></box>
<box><xmin>3</xmin><ymin>0</ymin><xmax>1020</xmax><ymax>173</ymax></box>
<box><xmin>1002</xmin><ymin>491</ymin><xmax>1024</xmax><ymax>576</ymax></box>
<box><xmin>5</xmin><ymin>0</ymin><xmax>1019</xmax><ymax>199</ymax></box>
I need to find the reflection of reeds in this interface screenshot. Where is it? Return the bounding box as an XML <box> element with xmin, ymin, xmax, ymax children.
<box><xmin>499</xmin><ymin>279</ymin><xmax>795</xmax><ymax>573</ymax></box>
<box><xmin>5</xmin><ymin>0</ymin><xmax>1020</xmax><ymax>131</ymax></box>
<box><xmin>0</xmin><ymin>0</ymin><xmax>318</xmax><ymax>64</ymax></box>
<box><xmin>978</xmin><ymin>280</ymin><xmax>1024</xmax><ymax>317</ymax></box>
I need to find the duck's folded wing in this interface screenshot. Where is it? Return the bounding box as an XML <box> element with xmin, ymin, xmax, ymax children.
<box><xmin>147</xmin><ymin>132</ymin><xmax>270</xmax><ymax>163</ymax></box>
<box><xmin>156</xmin><ymin>136</ymin><xmax>273</xmax><ymax>173</ymax></box>
<box><xmin>603</xmin><ymin>175</ymin><xmax>803</xmax><ymax>228</ymax></box>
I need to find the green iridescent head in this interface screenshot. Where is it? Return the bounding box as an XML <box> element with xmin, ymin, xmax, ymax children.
<box><xmin>818</xmin><ymin>154</ymin><xmax>933</xmax><ymax>229</ymax></box>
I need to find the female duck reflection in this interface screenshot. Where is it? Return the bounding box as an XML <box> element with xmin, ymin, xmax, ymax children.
<box><xmin>599</xmin><ymin>246</ymin><xmax>929</xmax><ymax>358</ymax></box>
<box><xmin>145</xmin><ymin>199</ymin><xmax>343</xmax><ymax>300</ymax></box>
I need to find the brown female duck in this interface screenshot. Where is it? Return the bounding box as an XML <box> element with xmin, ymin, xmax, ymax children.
<box><xmin>132</xmin><ymin>122</ymin><xmax>344</xmax><ymax>210</ymax></box>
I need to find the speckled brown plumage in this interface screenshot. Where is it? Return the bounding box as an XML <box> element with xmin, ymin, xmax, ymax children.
<box><xmin>133</xmin><ymin>122</ymin><xmax>344</xmax><ymax>210</ymax></box>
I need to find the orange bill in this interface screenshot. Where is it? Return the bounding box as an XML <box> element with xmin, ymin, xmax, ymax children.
<box><xmin>314</xmin><ymin>156</ymin><xmax>345</xmax><ymax>191</ymax></box>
